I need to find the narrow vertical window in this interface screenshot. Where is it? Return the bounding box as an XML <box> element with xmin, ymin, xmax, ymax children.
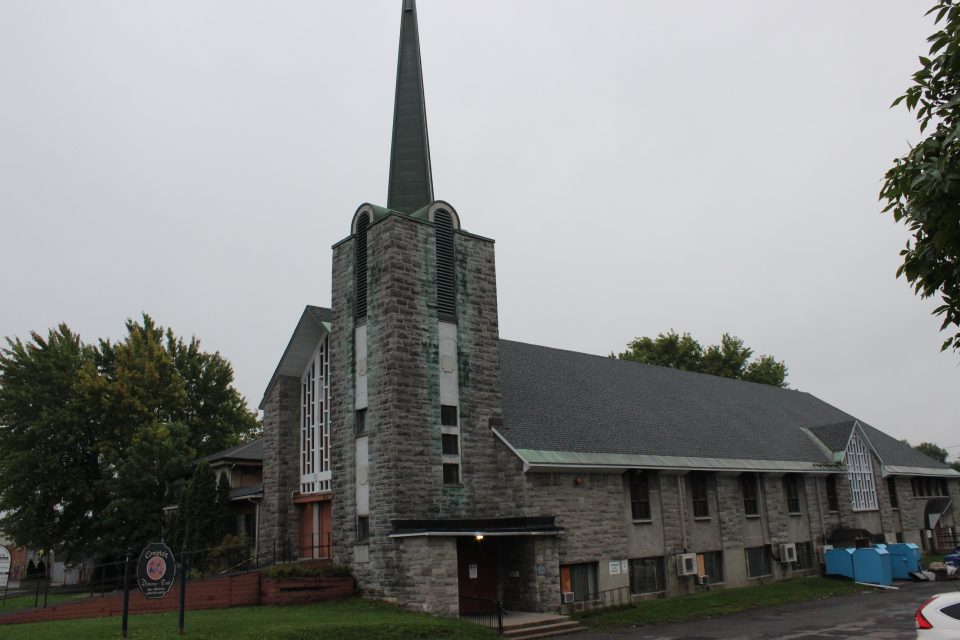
<box><xmin>783</xmin><ymin>475</ymin><xmax>802</xmax><ymax>514</ymax></box>
<box><xmin>630</xmin><ymin>471</ymin><xmax>651</xmax><ymax>521</ymax></box>
<box><xmin>355</xmin><ymin>213</ymin><xmax>370</xmax><ymax>321</ymax></box>
<box><xmin>826</xmin><ymin>476</ymin><xmax>839</xmax><ymax>511</ymax></box>
<box><xmin>434</xmin><ymin>210</ymin><xmax>456</xmax><ymax>321</ymax></box>
<box><xmin>356</xmin><ymin>409</ymin><xmax>367</xmax><ymax>436</ymax></box>
<box><xmin>742</xmin><ymin>473</ymin><xmax>759</xmax><ymax>516</ymax></box>
<box><xmin>691</xmin><ymin>472</ymin><xmax>710</xmax><ymax>518</ymax></box>
<box><xmin>887</xmin><ymin>477</ymin><xmax>899</xmax><ymax>508</ymax></box>
<box><xmin>357</xmin><ymin>516</ymin><xmax>369</xmax><ymax>544</ymax></box>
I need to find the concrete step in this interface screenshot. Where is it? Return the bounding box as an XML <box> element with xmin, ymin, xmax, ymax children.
<box><xmin>504</xmin><ymin>619</ymin><xmax>584</xmax><ymax>639</ymax></box>
<box><xmin>502</xmin><ymin>614</ymin><xmax>570</xmax><ymax>631</ymax></box>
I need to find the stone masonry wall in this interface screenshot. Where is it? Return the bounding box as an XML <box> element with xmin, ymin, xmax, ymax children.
<box><xmin>330</xmin><ymin>238</ymin><xmax>357</xmax><ymax>570</ymax></box>
<box><xmin>259</xmin><ymin>375</ymin><xmax>300</xmax><ymax>558</ymax></box>
<box><xmin>330</xmin><ymin>212</ymin><xmax>522</xmax><ymax>609</ymax></box>
<box><xmin>523</xmin><ymin>472</ymin><xmax>629</xmax><ymax>595</ymax></box>
<box><xmin>395</xmin><ymin>537</ymin><xmax>459</xmax><ymax>616</ymax></box>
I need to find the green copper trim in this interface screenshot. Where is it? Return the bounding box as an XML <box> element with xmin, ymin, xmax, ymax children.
<box><xmin>387</xmin><ymin>0</ymin><xmax>434</xmax><ymax>214</ymax></box>
<box><xmin>514</xmin><ymin>448</ymin><xmax>844</xmax><ymax>474</ymax></box>
<box><xmin>882</xmin><ymin>465</ymin><xmax>960</xmax><ymax>478</ymax></box>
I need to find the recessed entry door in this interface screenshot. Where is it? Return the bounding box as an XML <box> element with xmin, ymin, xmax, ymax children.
<box><xmin>457</xmin><ymin>537</ymin><xmax>498</xmax><ymax>613</ymax></box>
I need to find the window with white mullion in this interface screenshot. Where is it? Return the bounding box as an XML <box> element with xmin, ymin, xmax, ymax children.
<box><xmin>846</xmin><ymin>432</ymin><xmax>878</xmax><ymax>511</ymax></box>
<box><xmin>301</xmin><ymin>338</ymin><xmax>332</xmax><ymax>495</ymax></box>
<box><xmin>300</xmin><ymin>360</ymin><xmax>316</xmax><ymax>493</ymax></box>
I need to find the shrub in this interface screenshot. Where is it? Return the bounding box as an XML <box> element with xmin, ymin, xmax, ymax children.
<box><xmin>265</xmin><ymin>563</ymin><xmax>352</xmax><ymax>580</ymax></box>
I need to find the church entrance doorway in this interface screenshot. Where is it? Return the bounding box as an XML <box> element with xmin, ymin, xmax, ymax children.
<box><xmin>457</xmin><ymin>537</ymin><xmax>498</xmax><ymax>614</ymax></box>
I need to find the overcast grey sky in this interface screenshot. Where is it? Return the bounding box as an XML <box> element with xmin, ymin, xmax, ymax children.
<box><xmin>1</xmin><ymin>1</ymin><xmax>957</xmax><ymax>454</ymax></box>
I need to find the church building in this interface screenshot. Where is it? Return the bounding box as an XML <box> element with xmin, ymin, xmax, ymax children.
<box><xmin>257</xmin><ymin>0</ymin><xmax>959</xmax><ymax>616</ymax></box>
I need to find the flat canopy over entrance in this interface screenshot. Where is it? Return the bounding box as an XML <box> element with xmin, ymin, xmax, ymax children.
<box><xmin>388</xmin><ymin>516</ymin><xmax>561</xmax><ymax>538</ymax></box>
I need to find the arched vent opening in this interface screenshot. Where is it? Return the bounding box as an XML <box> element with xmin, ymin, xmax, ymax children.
<box><xmin>435</xmin><ymin>209</ymin><xmax>456</xmax><ymax>321</ymax></box>
<box><xmin>355</xmin><ymin>213</ymin><xmax>370</xmax><ymax>321</ymax></box>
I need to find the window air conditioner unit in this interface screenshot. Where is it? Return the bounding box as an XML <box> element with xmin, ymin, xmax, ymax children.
<box><xmin>697</xmin><ymin>575</ymin><xmax>709</xmax><ymax>586</ymax></box>
<box><xmin>562</xmin><ymin>592</ymin><xmax>575</xmax><ymax>604</ymax></box>
<box><xmin>677</xmin><ymin>553</ymin><xmax>697</xmax><ymax>577</ymax></box>
<box><xmin>780</xmin><ymin>543</ymin><xmax>797</xmax><ymax>563</ymax></box>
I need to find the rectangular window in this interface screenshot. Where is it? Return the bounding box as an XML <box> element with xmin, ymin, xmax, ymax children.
<box><xmin>630</xmin><ymin>471</ymin><xmax>652</xmax><ymax>521</ymax></box>
<box><xmin>355</xmin><ymin>408</ymin><xmax>367</xmax><ymax>436</ymax></box>
<box><xmin>794</xmin><ymin>542</ymin><xmax>814</xmax><ymax>570</ymax></box>
<box><xmin>443</xmin><ymin>463</ymin><xmax>460</xmax><ymax>485</ymax></box>
<box><xmin>357</xmin><ymin>516</ymin><xmax>369</xmax><ymax>544</ymax></box>
<box><xmin>441</xmin><ymin>434</ymin><xmax>459</xmax><ymax>456</ymax></box>
<box><xmin>691</xmin><ymin>473</ymin><xmax>709</xmax><ymax>518</ymax></box>
<box><xmin>783</xmin><ymin>475</ymin><xmax>801</xmax><ymax>514</ymax></box>
<box><xmin>745</xmin><ymin>546</ymin><xmax>771</xmax><ymax>577</ymax></box>
<box><xmin>629</xmin><ymin>557</ymin><xmax>665</xmax><ymax>594</ymax></box>
<box><xmin>560</xmin><ymin>563</ymin><xmax>598</xmax><ymax>602</ymax></box>
<box><xmin>887</xmin><ymin>477</ymin><xmax>899</xmax><ymax>508</ymax></box>
<box><xmin>440</xmin><ymin>405</ymin><xmax>458</xmax><ymax>426</ymax></box>
<box><xmin>939</xmin><ymin>479</ymin><xmax>949</xmax><ymax>497</ymax></box>
<box><xmin>742</xmin><ymin>473</ymin><xmax>759</xmax><ymax>516</ymax></box>
<box><xmin>826</xmin><ymin>476</ymin><xmax>839</xmax><ymax>512</ymax></box>
<box><xmin>697</xmin><ymin>551</ymin><xmax>724</xmax><ymax>584</ymax></box>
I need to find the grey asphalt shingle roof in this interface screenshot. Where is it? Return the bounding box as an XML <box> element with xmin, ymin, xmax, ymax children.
<box><xmin>498</xmin><ymin>340</ymin><xmax>949</xmax><ymax>471</ymax></box>
<box><xmin>204</xmin><ymin>438</ymin><xmax>263</xmax><ymax>463</ymax></box>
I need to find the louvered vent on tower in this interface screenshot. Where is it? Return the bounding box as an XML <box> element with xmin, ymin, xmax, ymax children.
<box><xmin>355</xmin><ymin>213</ymin><xmax>370</xmax><ymax>321</ymax></box>
<box><xmin>435</xmin><ymin>210</ymin><xmax>456</xmax><ymax>321</ymax></box>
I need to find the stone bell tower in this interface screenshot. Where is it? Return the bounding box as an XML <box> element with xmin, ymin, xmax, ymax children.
<box><xmin>327</xmin><ymin>0</ymin><xmax>531</xmax><ymax>614</ymax></box>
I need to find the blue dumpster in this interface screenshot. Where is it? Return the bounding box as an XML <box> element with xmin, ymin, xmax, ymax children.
<box><xmin>887</xmin><ymin>542</ymin><xmax>922</xmax><ymax>579</ymax></box>
<box><xmin>852</xmin><ymin>546</ymin><xmax>892</xmax><ymax>586</ymax></box>
<box><xmin>825</xmin><ymin>547</ymin><xmax>855</xmax><ymax>579</ymax></box>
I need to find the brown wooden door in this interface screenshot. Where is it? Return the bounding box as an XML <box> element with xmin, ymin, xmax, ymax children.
<box><xmin>457</xmin><ymin>538</ymin><xmax>497</xmax><ymax>614</ymax></box>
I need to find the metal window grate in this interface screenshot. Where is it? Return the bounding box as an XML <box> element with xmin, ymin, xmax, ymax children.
<box><xmin>355</xmin><ymin>213</ymin><xmax>369</xmax><ymax>321</ymax></box>
<box><xmin>434</xmin><ymin>210</ymin><xmax>456</xmax><ymax>321</ymax></box>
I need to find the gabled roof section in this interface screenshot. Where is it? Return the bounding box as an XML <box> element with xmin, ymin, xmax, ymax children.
<box><xmin>805</xmin><ymin>418</ymin><xmax>957</xmax><ymax>476</ymax></box>
<box><xmin>204</xmin><ymin>439</ymin><xmax>263</xmax><ymax>465</ymax></box>
<box><xmin>259</xmin><ymin>305</ymin><xmax>331</xmax><ymax>409</ymax></box>
<box><xmin>497</xmin><ymin>340</ymin><xmax>958</xmax><ymax>476</ymax></box>
<box><xmin>387</xmin><ymin>0</ymin><xmax>433</xmax><ymax>214</ymax></box>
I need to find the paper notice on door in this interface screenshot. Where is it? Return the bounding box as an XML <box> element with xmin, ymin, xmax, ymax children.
<box><xmin>469</xmin><ymin>564</ymin><xmax>478</xmax><ymax>579</ymax></box>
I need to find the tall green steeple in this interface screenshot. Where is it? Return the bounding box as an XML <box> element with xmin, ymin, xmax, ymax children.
<box><xmin>387</xmin><ymin>0</ymin><xmax>434</xmax><ymax>215</ymax></box>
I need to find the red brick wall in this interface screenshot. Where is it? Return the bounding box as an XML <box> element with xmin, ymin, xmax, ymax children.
<box><xmin>0</xmin><ymin>573</ymin><xmax>353</xmax><ymax>626</ymax></box>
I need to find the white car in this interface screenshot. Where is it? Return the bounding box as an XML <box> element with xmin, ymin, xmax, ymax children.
<box><xmin>916</xmin><ymin>592</ymin><xmax>960</xmax><ymax>638</ymax></box>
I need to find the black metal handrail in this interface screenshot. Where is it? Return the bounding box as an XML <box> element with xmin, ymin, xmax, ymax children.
<box><xmin>459</xmin><ymin>595</ymin><xmax>504</xmax><ymax>636</ymax></box>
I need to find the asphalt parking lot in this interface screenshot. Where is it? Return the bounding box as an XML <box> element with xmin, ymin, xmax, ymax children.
<box><xmin>574</xmin><ymin>580</ymin><xmax>957</xmax><ymax>639</ymax></box>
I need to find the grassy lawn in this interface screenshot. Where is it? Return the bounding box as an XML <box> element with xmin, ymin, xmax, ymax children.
<box><xmin>575</xmin><ymin>577</ymin><xmax>869</xmax><ymax>630</ymax></box>
<box><xmin>0</xmin><ymin>598</ymin><xmax>496</xmax><ymax>640</ymax></box>
<box><xmin>0</xmin><ymin>592</ymin><xmax>86</xmax><ymax>613</ymax></box>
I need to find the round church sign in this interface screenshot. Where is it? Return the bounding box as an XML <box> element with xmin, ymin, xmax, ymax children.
<box><xmin>137</xmin><ymin>542</ymin><xmax>176</xmax><ymax>599</ymax></box>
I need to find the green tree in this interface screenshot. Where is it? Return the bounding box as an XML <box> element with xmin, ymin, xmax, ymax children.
<box><xmin>184</xmin><ymin>461</ymin><xmax>220</xmax><ymax>560</ymax></box>
<box><xmin>216</xmin><ymin>471</ymin><xmax>234</xmax><ymax>542</ymax></box>
<box><xmin>617</xmin><ymin>330</ymin><xmax>788</xmax><ymax>387</ymax></box>
<box><xmin>915</xmin><ymin>441</ymin><xmax>950</xmax><ymax>464</ymax></box>
<box><xmin>881</xmin><ymin>0</ymin><xmax>960</xmax><ymax>352</ymax></box>
<box><xmin>616</xmin><ymin>330</ymin><xmax>704</xmax><ymax>371</ymax></box>
<box><xmin>0</xmin><ymin>316</ymin><xmax>258</xmax><ymax>560</ymax></box>
<box><xmin>0</xmin><ymin>326</ymin><xmax>103</xmax><ymax>554</ymax></box>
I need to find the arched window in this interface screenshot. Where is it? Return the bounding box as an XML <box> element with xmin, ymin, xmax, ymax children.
<box><xmin>355</xmin><ymin>213</ymin><xmax>370</xmax><ymax>321</ymax></box>
<box><xmin>434</xmin><ymin>209</ymin><xmax>456</xmax><ymax>321</ymax></box>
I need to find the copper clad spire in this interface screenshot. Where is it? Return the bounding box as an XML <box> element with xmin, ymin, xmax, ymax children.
<box><xmin>386</xmin><ymin>0</ymin><xmax>434</xmax><ymax>214</ymax></box>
